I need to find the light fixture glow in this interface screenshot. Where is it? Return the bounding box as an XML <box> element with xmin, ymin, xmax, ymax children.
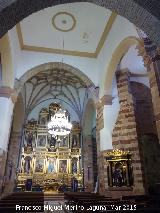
<box><xmin>48</xmin><ymin>108</ymin><xmax>72</xmax><ymax>136</ymax></box>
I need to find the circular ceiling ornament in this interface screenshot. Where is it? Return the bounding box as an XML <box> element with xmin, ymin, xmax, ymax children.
<box><xmin>52</xmin><ymin>12</ymin><xmax>76</xmax><ymax>32</ymax></box>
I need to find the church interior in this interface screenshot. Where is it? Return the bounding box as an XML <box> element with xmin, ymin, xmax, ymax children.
<box><xmin>0</xmin><ymin>1</ymin><xmax>160</xmax><ymax>212</ymax></box>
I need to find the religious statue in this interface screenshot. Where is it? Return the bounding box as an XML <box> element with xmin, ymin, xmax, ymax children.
<box><xmin>27</xmin><ymin>133</ymin><xmax>33</xmax><ymax>147</ymax></box>
<box><xmin>20</xmin><ymin>156</ymin><xmax>25</xmax><ymax>173</ymax></box>
<box><xmin>72</xmin><ymin>135</ymin><xmax>78</xmax><ymax>147</ymax></box>
<box><xmin>24</xmin><ymin>157</ymin><xmax>31</xmax><ymax>174</ymax></box>
<box><xmin>60</xmin><ymin>136</ymin><xmax>68</xmax><ymax>147</ymax></box>
<box><xmin>72</xmin><ymin>162</ymin><xmax>77</xmax><ymax>174</ymax></box>
<box><xmin>35</xmin><ymin>159</ymin><xmax>44</xmax><ymax>172</ymax></box>
<box><xmin>40</xmin><ymin>117</ymin><xmax>47</xmax><ymax>126</ymax></box>
<box><xmin>59</xmin><ymin>160</ymin><xmax>67</xmax><ymax>173</ymax></box>
<box><xmin>48</xmin><ymin>158</ymin><xmax>55</xmax><ymax>173</ymax></box>
<box><xmin>37</xmin><ymin>135</ymin><xmax>46</xmax><ymax>147</ymax></box>
<box><xmin>71</xmin><ymin>177</ymin><xmax>78</xmax><ymax>192</ymax></box>
<box><xmin>50</xmin><ymin>136</ymin><xmax>56</xmax><ymax>147</ymax></box>
<box><xmin>113</xmin><ymin>163</ymin><xmax>123</xmax><ymax>187</ymax></box>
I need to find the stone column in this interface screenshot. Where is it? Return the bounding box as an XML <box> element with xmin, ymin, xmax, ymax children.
<box><xmin>96</xmin><ymin>95</ymin><xmax>113</xmax><ymax>195</ymax></box>
<box><xmin>83</xmin><ymin>135</ymin><xmax>94</xmax><ymax>192</ymax></box>
<box><xmin>0</xmin><ymin>87</ymin><xmax>16</xmax><ymax>194</ymax></box>
<box><xmin>137</xmin><ymin>38</ymin><xmax>160</xmax><ymax>142</ymax></box>
<box><xmin>112</xmin><ymin>70</ymin><xmax>145</xmax><ymax>195</ymax></box>
<box><xmin>3</xmin><ymin>131</ymin><xmax>22</xmax><ymax>194</ymax></box>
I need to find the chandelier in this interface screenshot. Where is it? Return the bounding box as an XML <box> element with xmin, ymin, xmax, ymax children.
<box><xmin>48</xmin><ymin>108</ymin><xmax>72</xmax><ymax>136</ymax></box>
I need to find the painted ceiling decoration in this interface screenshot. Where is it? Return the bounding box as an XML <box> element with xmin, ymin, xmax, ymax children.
<box><xmin>16</xmin><ymin>3</ymin><xmax>117</xmax><ymax>58</ymax></box>
<box><xmin>52</xmin><ymin>12</ymin><xmax>76</xmax><ymax>32</ymax></box>
<box><xmin>22</xmin><ymin>68</ymin><xmax>93</xmax><ymax>122</ymax></box>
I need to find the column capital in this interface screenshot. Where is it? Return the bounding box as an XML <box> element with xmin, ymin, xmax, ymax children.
<box><xmin>116</xmin><ymin>69</ymin><xmax>131</xmax><ymax>78</ymax></box>
<box><xmin>96</xmin><ymin>95</ymin><xmax>113</xmax><ymax>108</ymax></box>
<box><xmin>0</xmin><ymin>86</ymin><xmax>18</xmax><ymax>104</ymax></box>
<box><xmin>136</xmin><ymin>42</ymin><xmax>152</xmax><ymax>69</ymax></box>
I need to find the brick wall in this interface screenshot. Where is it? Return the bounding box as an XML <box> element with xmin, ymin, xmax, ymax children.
<box><xmin>111</xmin><ymin>71</ymin><xmax>145</xmax><ymax>195</ymax></box>
<box><xmin>130</xmin><ymin>81</ymin><xmax>157</xmax><ymax>137</ymax></box>
<box><xmin>0</xmin><ymin>148</ymin><xmax>7</xmax><ymax>194</ymax></box>
<box><xmin>83</xmin><ymin>135</ymin><xmax>94</xmax><ymax>192</ymax></box>
<box><xmin>3</xmin><ymin>131</ymin><xmax>21</xmax><ymax>194</ymax></box>
<box><xmin>148</xmin><ymin>63</ymin><xmax>160</xmax><ymax>141</ymax></box>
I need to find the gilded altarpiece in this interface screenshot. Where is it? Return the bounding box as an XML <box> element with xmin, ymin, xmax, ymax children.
<box><xmin>16</xmin><ymin>103</ymin><xmax>82</xmax><ymax>192</ymax></box>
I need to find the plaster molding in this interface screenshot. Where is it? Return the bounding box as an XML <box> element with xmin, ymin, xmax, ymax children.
<box><xmin>0</xmin><ymin>86</ymin><xmax>18</xmax><ymax>103</ymax></box>
<box><xmin>96</xmin><ymin>95</ymin><xmax>113</xmax><ymax>108</ymax></box>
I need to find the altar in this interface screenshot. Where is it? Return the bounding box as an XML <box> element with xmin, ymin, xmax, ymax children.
<box><xmin>16</xmin><ymin>103</ymin><xmax>83</xmax><ymax>192</ymax></box>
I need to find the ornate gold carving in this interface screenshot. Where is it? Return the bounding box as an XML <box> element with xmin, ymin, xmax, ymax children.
<box><xmin>17</xmin><ymin>103</ymin><xmax>82</xmax><ymax>192</ymax></box>
<box><xmin>25</xmin><ymin>119</ymin><xmax>38</xmax><ymax>131</ymax></box>
<box><xmin>49</xmin><ymin>103</ymin><xmax>61</xmax><ymax>115</ymax></box>
<box><xmin>104</xmin><ymin>149</ymin><xmax>130</xmax><ymax>157</ymax></box>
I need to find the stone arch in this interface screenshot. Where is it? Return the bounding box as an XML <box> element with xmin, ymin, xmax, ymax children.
<box><xmin>4</xmin><ymin>93</ymin><xmax>25</xmax><ymax>193</ymax></box>
<box><xmin>103</xmin><ymin>36</ymin><xmax>141</xmax><ymax>96</ymax></box>
<box><xmin>15</xmin><ymin>62</ymin><xmax>95</xmax><ymax>94</ymax></box>
<box><xmin>0</xmin><ymin>1</ymin><xmax>160</xmax><ymax>45</ymax></box>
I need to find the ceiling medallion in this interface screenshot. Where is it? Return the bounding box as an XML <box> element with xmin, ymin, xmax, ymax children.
<box><xmin>52</xmin><ymin>12</ymin><xmax>76</xmax><ymax>32</ymax></box>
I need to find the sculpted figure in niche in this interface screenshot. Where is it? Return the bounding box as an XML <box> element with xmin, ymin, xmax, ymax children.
<box><xmin>35</xmin><ymin>159</ymin><xmax>44</xmax><ymax>172</ymax></box>
<box><xmin>48</xmin><ymin>158</ymin><xmax>55</xmax><ymax>173</ymax></box>
<box><xmin>60</xmin><ymin>136</ymin><xmax>68</xmax><ymax>147</ymax></box>
<box><xmin>40</xmin><ymin>117</ymin><xmax>47</xmax><ymax>126</ymax></box>
<box><xmin>20</xmin><ymin>156</ymin><xmax>25</xmax><ymax>173</ymax></box>
<box><xmin>37</xmin><ymin>135</ymin><xmax>46</xmax><ymax>147</ymax></box>
<box><xmin>72</xmin><ymin>134</ymin><xmax>78</xmax><ymax>147</ymax></box>
<box><xmin>59</xmin><ymin>160</ymin><xmax>67</xmax><ymax>173</ymax></box>
<box><xmin>27</xmin><ymin>133</ymin><xmax>33</xmax><ymax>147</ymax></box>
<box><xmin>113</xmin><ymin>163</ymin><xmax>123</xmax><ymax>187</ymax></box>
<box><xmin>72</xmin><ymin>162</ymin><xmax>77</xmax><ymax>174</ymax></box>
<box><xmin>24</xmin><ymin>157</ymin><xmax>31</xmax><ymax>174</ymax></box>
<box><xmin>50</xmin><ymin>136</ymin><xmax>56</xmax><ymax>147</ymax></box>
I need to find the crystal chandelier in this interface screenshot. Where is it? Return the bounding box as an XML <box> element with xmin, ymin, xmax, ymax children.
<box><xmin>48</xmin><ymin>108</ymin><xmax>72</xmax><ymax>136</ymax></box>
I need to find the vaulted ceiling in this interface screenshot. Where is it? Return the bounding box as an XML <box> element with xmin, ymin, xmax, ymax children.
<box><xmin>16</xmin><ymin>3</ymin><xmax>115</xmax><ymax>58</ymax></box>
<box><xmin>22</xmin><ymin>67</ymin><xmax>93</xmax><ymax>122</ymax></box>
<box><xmin>0</xmin><ymin>0</ymin><xmax>160</xmax><ymax>44</ymax></box>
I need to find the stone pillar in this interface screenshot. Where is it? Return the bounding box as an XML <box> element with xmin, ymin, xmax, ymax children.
<box><xmin>0</xmin><ymin>87</ymin><xmax>16</xmax><ymax>194</ymax></box>
<box><xmin>111</xmin><ymin>70</ymin><xmax>145</xmax><ymax>195</ymax></box>
<box><xmin>96</xmin><ymin>95</ymin><xmax>113</xmax><ymax>195</ymax></box>
<box><xmin>83</xmin><ymin>135</ymin><xmax>94</xmax><ymax>192</ymax></box>
<box><xmin>3</xmin><ymin>131</ymin><xmax>22</xmax><ymax>194</ymax></box>
<box><xmin>137</xmin><ymin>39</ymin><xmax>160</xmax><ymax>142</ymax></box>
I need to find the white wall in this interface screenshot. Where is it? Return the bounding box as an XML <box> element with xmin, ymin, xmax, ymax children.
<box><xmin>8</xmin><ymin>15</ymin><xmax>140</xmax><ymax>94</ymax></box>
<box><xmin>8</xmin><ymin>27</ymin><xmax>99</xmax><ymax>86</ymax></box>
<box><xmin>97</xmin><ymin>15</ymin><xmax>139</xmax><ymax>97</ymax></box>
<box><xmin>100</xmin><ymin>77</ymin><xmax>120</xmax><ymax>151</ymax></box>
<box><xmin>0</xmin><ymin>98</ymin><xmax>14</xmax><ymax>151</ymax></box>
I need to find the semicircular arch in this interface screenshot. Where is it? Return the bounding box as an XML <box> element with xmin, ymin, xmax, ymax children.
<box><xmin>103</xmin><ymin>36</ymin><xmax>141</xmax><ymax>96</ymax></box>
<box><xmin>15</xmin><ymin>62</ymin><xmax>95</xmax><ymax>93</ymax></box>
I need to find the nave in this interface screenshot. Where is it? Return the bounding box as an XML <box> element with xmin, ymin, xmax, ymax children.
<box><xmin>0</xmin><ymin>191</ymin><xmax>160</xmax><ymax>212</ymax></box>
